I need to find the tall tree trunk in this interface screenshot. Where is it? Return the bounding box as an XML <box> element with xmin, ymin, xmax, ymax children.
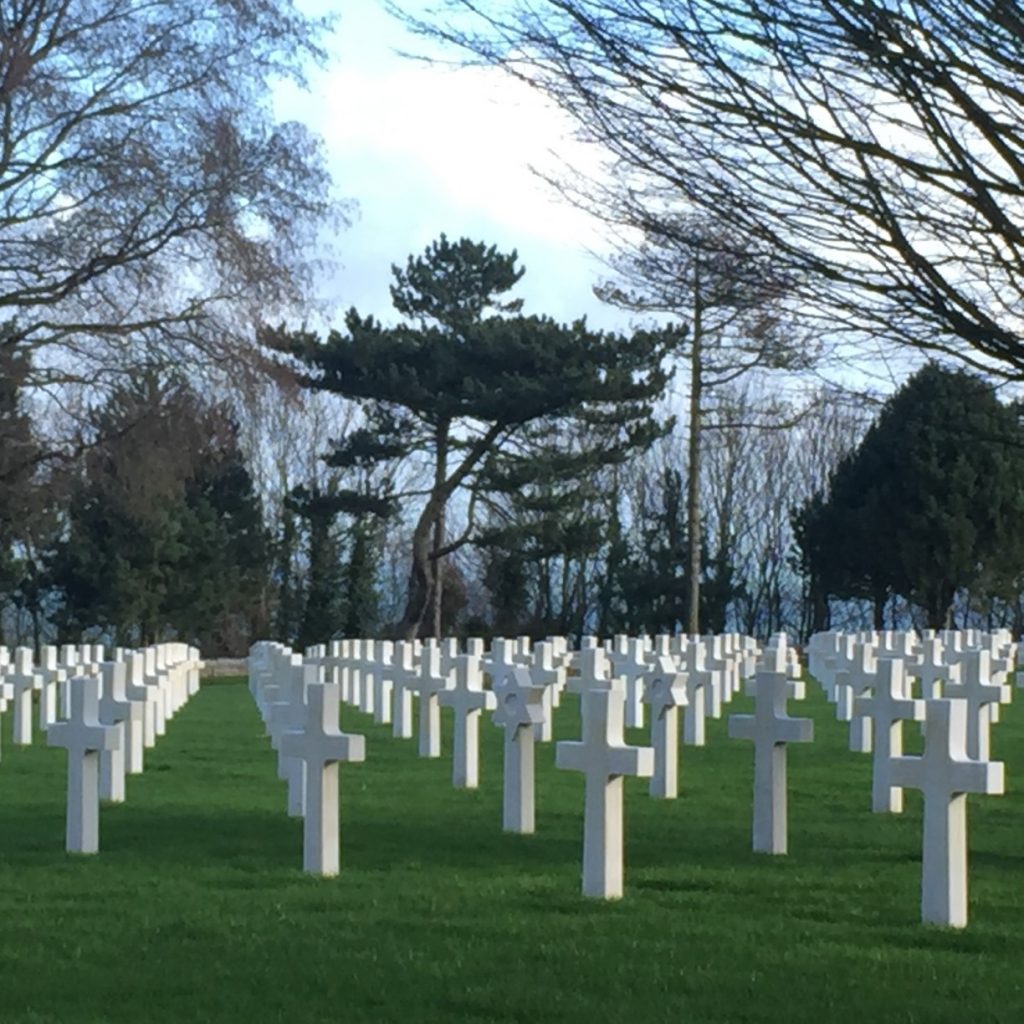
<box><xmin>399</xmin><ymin>419</ymin><xmax>501</xmax><ymax>640</ymax></box>
<box><xmin>686</xmin><ymin>267</ymin><xmax>704</xmax><ymax>635</ymax></box>
<box><xmin>429</xmin><ymin>421</ymin><xmax>449</xmax><ymax>638</ymax></box>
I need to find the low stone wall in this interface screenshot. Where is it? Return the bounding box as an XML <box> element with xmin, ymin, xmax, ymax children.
<box><xmin>200</xmin><ymin>657</ymin><xmax>248</xmax><ymax>678</ymax></box>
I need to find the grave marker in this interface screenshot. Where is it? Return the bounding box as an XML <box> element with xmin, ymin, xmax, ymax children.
<box><xmin>492</xmin><ymin>665</ymin><xmax>545</xmax><ymax>832</ymax></box>
<box><xmin>642</xmin><ymin>654</ymin><xmax>688</xmax><ymax>799</ymax></box>
<box><xmin>439</xmin><ymin>640</ymin><xmax>496</xmax><ymax>789</ymax></box>
<box><xmin>944</xmin><ymin>649</ymin><xmax>1009</xmax><ymax>761</ymax></box>
<box><xmin>280</xmin><ymin>682</ymin><xmax>366</xmax><ymax>875</ymax></box>
<box><xmin>854</xmin><ymin>657</ymin><xmax>925</xmax><ymax>813</ymax></box>
<box><xmin>9</xmin><ymin>647</ymin><xmax>41</xmax><ymax>745</ymax></box>
<box><xmin>889</xmin><ymin>699</ymin><xmax>1004</xmax><ymax>927</ymax></box>
<box><xmin>47</xmin><ymin>676</ymin><xmax>121</xmax><ymax>854</ymax></box>
<box><xmin>728</xmin><ymin>666</ymin><xmax>813</xmax><ymax>854</ymax></box>
<box><xmin>556</xmin><ymin>651</ymin><xmax>654</xmax><ymax>898</ymax></box>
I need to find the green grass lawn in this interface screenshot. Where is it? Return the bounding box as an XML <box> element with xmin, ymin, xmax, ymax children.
<box><xmin>0</xmin><ymin>673</ymin><xmax>1022</xmax><ymax>1024</ymax></box>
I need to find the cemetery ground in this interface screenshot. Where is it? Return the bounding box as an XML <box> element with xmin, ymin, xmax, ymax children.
<box><xmin>1</xmin><ymin>677</ymin><xmax>1022</xmax><ymax>1024</ymax></box>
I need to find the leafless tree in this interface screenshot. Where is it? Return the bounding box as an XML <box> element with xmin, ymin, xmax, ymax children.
<box><xmin>394</xmin><ymin>1</ymin><xmax>1024</xmax><ymax>376</ymax></box>
<box><xmin>0</xmin><ymin>0</ymin><xmax>341</xmax><ymax>390</ymax></box>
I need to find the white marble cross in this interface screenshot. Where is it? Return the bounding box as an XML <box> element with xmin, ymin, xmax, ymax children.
<box><xmin>358</xmin><ymin>639</ymin><xmax>377</xmax><ymax>716</ymax></box>
<box><xmin>642</xmin><ymin>654</ymin><xmax>688</xmax><ymax>799</ymax></box>
<box><xmin>408</xmin><ymin>642</ymin><xmax>449</xmax><ymax>758</ymax></box>
<box><xmin>280</xmin><ymin>681</ymin><xmax>366</xmax><ymax>875</ymax></box>
<box><xmin>854</xmin><ymin>657</ymin><xmax>925</xmax><ymax>812</ymax></box>
<box><xmin>439</xmin><ymin>640</ymin><xmax>496</xmax><ymax>789</ymax></box>
<box><xmin>124</xmin><ymin>651</ymin><xmax>157</xmax><ymax>754</ymax></box>
<box><xmin>37</xmin><ymin>646</ymin><xmax>64</xmax><ymax>731</ymax></box>
<box><xmin>47</xmin><ymin>676</ymin><xmax>121</xmax><ymax>853</ymax></box>
<box><xmin>944</xmin><ymin>650</ymin><xmax>1009</xmax><ymax>761</ymax></box>
<box><xmin>679</xmin><ymin>644</ymin><xmax>716</xmax><ymax>747</ymax></box>
<box><xmin>267</xmin><ymin>658</ymin><xmax>312</xmax><ymax>817</ymax></box>
<box><xmin>608</xmin><ymin>635</ymin><xmax>648</xmax><ymax>728</ymax></box>
<box><xmin>728</xmin><ymin>666</ymin><xmax>813</xmax><ymax>854</ymax></box>
<box><xmin>527</xmin><ymin>640</ymin><xmax>564</xmax><ymax>742</ymax></box>
<box><xmin>0</xmin><ymin>670</ymin><xmax>12</xmax><ymax>759</ymax></box>
<box><xmin>482</xmin><ymin>638</ymin><xmax>519</xmax><ymax>687</ymax></box>
<box><xmin>556</xmin><ymin>670</ymin><xmax>654</xmax><ymax>898</ymax></box>
<box><xmin>373</xmin><ymin>640</ymin><xmax>395</xmax><ymax>726</ymax></box>
<box><xmin>9</xmin><ymin>647</ymin><xmax>41</xmax><ymax>745</ymax></box>
<box><xmin>835</xmin><ymin>643</ymin><xmax>876</xmax><ymax>753</ymax></box>
<box><xmin>390</xmin><ymin>641</ymin><xmax>418</xmax><ymax>740</ymax></box>
<box><xmin>98</xmin><ymin>661</ymin><xmax>144</xmax><ymax>802</ymax></box>
<box><xmin>912</xmin><ymin>636</ymin><xmax>958</xmax><ymax>700</ymax></box>
<box><xmin>889</xmin><ymin>698</ymin><xmax>1004</xmax><ymax>927</ymax></box>
<box><xmin>566</xmin><ymin>643</ymin><xmax>610</xmax><ymax>695</ymax></box>
<box><xmin>492</xmin><ymin>665</ymin><xmax>546</xmax><ymax>832</ymax></box>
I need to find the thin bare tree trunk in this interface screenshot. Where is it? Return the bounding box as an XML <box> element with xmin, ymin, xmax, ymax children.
<box><xmin>686</xmin><ymin>266</ymin><xmax>704</xmax><ymax>635</ymax></box>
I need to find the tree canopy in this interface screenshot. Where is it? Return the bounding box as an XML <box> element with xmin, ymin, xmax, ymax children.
<box><xmin>0</xmin><ymin>0</ymin><xmax>336</xmax><ymax>386</ymax></box>
<box><xmin>794</xmin><ymin>363</ymin><xmax>1024</xmax><ymax>629</ymax></box>
<box><xmin>264</xmin><ymin>234</ymin><xmax>679</xmax><ymax>638</ymax></box>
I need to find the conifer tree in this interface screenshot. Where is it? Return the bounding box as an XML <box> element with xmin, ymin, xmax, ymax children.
<box><xmin>795</xmin><ymin>364</ymin><xmax>1024</xmax><ymax>628</ymax></box>
<box><xmin>266</xmin><ymin>235</ymin><xmax>677</xmax><ymax>639</ymax></box>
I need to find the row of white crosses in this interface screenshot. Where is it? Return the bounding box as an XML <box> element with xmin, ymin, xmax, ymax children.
<box><xmin>249</xmin><ymin>642</ymin><xmax>365</xmax><ymax>874</ymax></box>
<box><xmin>807</xmin><ymin>628</ymin><xmax>1012</xmax><ymax>927</ymax></box>
<box><xmin>3</xmin><ymin>642</ymin><xmax>203</xmax><ymax>854</ymax></box>
<box><xmin>253</xmin><ymin>631</ymin><xmax>765</xmax><ymax>898</ymax></box>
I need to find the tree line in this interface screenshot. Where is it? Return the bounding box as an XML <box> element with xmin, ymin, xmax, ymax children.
<box><xmin>5</xmin><ymin>233</ymin><xmax>1024</xmax><ymax>653</ymax></box>
<box><xmin>2</xmin><ymin>3</ymin><xmax>1024</xmax><ymax>652</ymax></box>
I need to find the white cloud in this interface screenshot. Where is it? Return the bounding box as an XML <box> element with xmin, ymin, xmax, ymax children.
<box><xmin>273</xmin><ymin>3</ymin><xmax>627</xmax><ymax>329</ymax></box>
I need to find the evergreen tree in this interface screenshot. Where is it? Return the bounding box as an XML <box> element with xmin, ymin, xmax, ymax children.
<box><xmin>265</xmin><ymin>234</ymin><xmax>677</xmax><ymax>639</ymax></box>
<box><xmin>289</xmin><ymin>486</ymin><xmax>348</xmax><ymax>650</ymax></box>
<box><xmin>0</xmin><ymin>343</ymin><xmax>47</xmax><ymax>640</ymax></box>
<box><xmin>795</xmin><ymin>364</ymin><xmax>1024</xmax><ymax>629</ymax></box>
<box><xmin>50</xmin><ymin>375</ymin><xmax>269</xmax><ymax>650</ymax></box>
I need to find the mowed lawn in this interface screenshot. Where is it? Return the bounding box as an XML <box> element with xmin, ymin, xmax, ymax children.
<box><xmin>0</xmin><ymin>671</ymin><xmax>1022</xmax><ymax>1024</ymax></box>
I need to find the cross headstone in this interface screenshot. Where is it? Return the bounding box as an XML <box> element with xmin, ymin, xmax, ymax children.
<box><xmin>944</xmin><ymin>649</ymin><xmax>1010</xmax><ymax>761</ymax></box>
<box><xmin>492</xmin><ymin>665</ymin><xmax>546</xmax><ymax>832</ymax></box>
<box><xmin>527</xmin><ymin>640</ymin><xmax>564</xmax><ymax>742</ymax></box>
<box><xmin>854</xmin><ymin>657</ymin><xmax>925</xmax><ymax>813</ymax></box>
<box><xmin>679</xmin><ymin>643</ymin><xmax>716</xmax><ymax>747</ymax></box>
<box><xmin>358</xmin><ymin>639</ymin><xmax>377</xmax><ymax>717</ymax></box>
<box><xmin>439</xmin><ymin>640</ymin><xmax>496</xmax><ymax>789</ymax></box>
<box><xmin>889</xmin><ymin>698</ymin><xmax>1004</xmax><ymax>927</ymax></box>
<box><xmin>835</xmin><ymin>643</ymin><xmax>875</xmax><ymax>752</ymax></box>
<box><xmin>912</xmin><ymin>636</ymin><xmax>958</xmax><ymax>700</ymax></box>
<box><xmin>556</xmin><ymin>652</ymin><xmax>654</xmax><ymax>898</ymax></box>
<box><xmin>280</xmin><ymin>682</ymin><xmax>366</xmax><ymax>875</ymax></box>
<box><xmin>608</xmin><ymin>635</ymin><xmax>648</xmax><ymax>729</ymax></box>
<box><xmin>98</xmin><ymin>660</ymin><xmax>143</xmax><ymax>802</ymax></box>
<box><xmin>373</xmin><ymin>640</ymin><xmax>395</xmax><ymax>726</ymax></box>
<box><xmin>728</xmin><ymin>665</ymin><xmax>813</xmax><ymax>854</ymax></box>
<box><xmin>390</xmin><ymin>641</ymin><xmax>417</xmax><ymax>740</ymax></box>
<box><xmin>9</xmin><ymin>647</ymin><xmax>41</xmax><ymax>745</ymax></box>
<box><xmin>0</xmin><ymin>671</ymin><xmax>12</xmax><ymax>759</ymax></box>
<box><xmin>37</xmin><ymin>646</ymin><xmax>64</xmax><ymax>731</ymax></box>
<box><xmin>641</xmin><ymin>654</ymin><xmax>688</xmax><ymax>799</ymax></box>
<box><xmin>408</xmin><ymin>642</ymin><xmax>449</xmax><ymax>758</ymax></box>
<box><xmin>47</xmin><ymin>676</ymin><xmax>121</xmax><ymax>853</ymax></box>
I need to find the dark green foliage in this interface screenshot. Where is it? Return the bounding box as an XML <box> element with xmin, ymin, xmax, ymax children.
<box><xmin>0</xmin><ymin>342</ymin><xmax>50</xmax><ymax>639</ymax></box>
<box><xmin>341</xmin><ymin>518</ymin><xmax>382</xmax><ymax>638</ymax></box>
<box><xmin>49</xmin><ymin>376</ymin><xmax>269</xmax><ymax>652</ymax></box>
<box><xmin>265</xmin><ymin>235</ymin><xmax>676</xmax><ymax>638</ymax></box>
<box><xmin>794</xmin><ymin>364</ymin><xmax>1024</xmax><ymax>628</ymax></box>
<box><xmin>287</xmin><ymin>486</ymin><xmax>348</xmax><ymax>650</ymax></box>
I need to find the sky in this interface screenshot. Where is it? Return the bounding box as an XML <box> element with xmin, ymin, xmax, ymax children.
<box><xmin>272</xmin><ymin>1</ymin><xmax>632</xmax><ymax>332</ymax></box>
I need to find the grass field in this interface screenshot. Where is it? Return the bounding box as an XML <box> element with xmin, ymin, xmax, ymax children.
<box><xmin>0</xmin><ymin>673</ymin><xmax>1022</xmax><ymax>1024</ymax></box>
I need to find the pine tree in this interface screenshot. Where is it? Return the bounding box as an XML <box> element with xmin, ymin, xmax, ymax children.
<box><xmin>265</xmin><ymin>234</ymin><xmax>677</xmax><ymax>639</ymax></box>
